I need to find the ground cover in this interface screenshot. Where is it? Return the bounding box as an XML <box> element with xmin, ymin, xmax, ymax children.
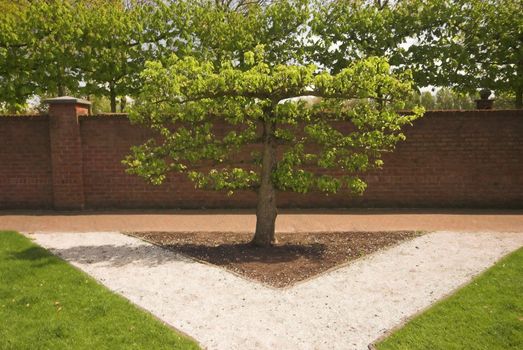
<box><xmin>0</xmin><ymin>231</ymin><xmax>200</xmax><ymax>350</ymax></box>
<box><xmin>129</xmin><ymin>231</ymin><xmax>421</xmax><ymax>288</ymax></box>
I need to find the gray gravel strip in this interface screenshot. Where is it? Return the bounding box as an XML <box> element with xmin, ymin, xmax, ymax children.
<box><xmin>30</xmin><ymin>231</ymin><xmax>523</xmax><ymax>350</ymax></box>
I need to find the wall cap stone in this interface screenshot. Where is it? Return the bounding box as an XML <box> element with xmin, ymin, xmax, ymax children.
<box><xmin>44</xmin><ymin>96</ymin><xmax>91</xmax><ymax>106</ymax></box>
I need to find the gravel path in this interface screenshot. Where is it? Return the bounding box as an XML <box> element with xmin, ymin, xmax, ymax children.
<box><xmin>30</xmin><ymin>231</ymin><xmax>523</xmax><ymax>350</ymax></box>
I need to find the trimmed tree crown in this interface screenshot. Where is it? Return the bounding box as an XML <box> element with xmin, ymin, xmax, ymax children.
<box><xmin>124</xmin><ymin>46</ymin><xmax>424</xmax><ymax>197</ymax></box>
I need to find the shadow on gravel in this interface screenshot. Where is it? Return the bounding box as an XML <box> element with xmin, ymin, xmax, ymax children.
<box><xmin>11</xmin><ymin>240</ymin><xmax>327</xmax><ymax>271</ymax></box>
<box><xmin>40</xmin><ymin>244</ymin><xmax>192</xmax><ymax>267</ymax></box>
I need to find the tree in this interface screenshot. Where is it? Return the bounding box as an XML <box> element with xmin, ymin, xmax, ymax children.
<box><xmin>79</xmin><ymin>0</ymin><xmax>196</xmax><ymax>112</ymax></box>
<box><xmin>405</xmin><ymin>88</ymin><xmax>475</xmax><ymax>110</ymax></box>
<box><xmin>310</xmin><ymin>0</ymin><xmax>423</xmax><ymax>73</ymax></box>
<box><xmin>0</xmin><ymin>10</ymin><xmax>32</xmax><ymax>112</ymax></box>
<box><xmin>313</xmin><ymin>0</ymin><xmax>523</xmax><ymax>108</ymax></box>
<box><xmin>435</xmin><ymin>88</ymin><xmax>475</xmax><ymax>110</ymax></box>
<box><xmin>405</xmin><ymin>91</ymin><xmax>437</xmax><ymax>111</ymax></box>
<box><xmin>22</xmin><ymin>1</ymin><xmax>84</xmax><ymax>97</ymax></box>
<box><xmin>0</xmin><ymin>0</ymin><xmax>184</xmax><ymax>112</ymax></box>
<box><xmin>0</xmin><ymin>1</ymin><xmax>99</xmax><ymax>109</ymax></box>
<box><xmin>80</xmin><ymin>1</ymin><xmax>159</xmax><ymax>112</ymax></box>
<box><xmin>407</xmin><ymin>0</ymin><xmax>523</xmax><ymax>108</ymax></box>
<box><xmin>186</xmin><ymin>0</ymin><xmax>311</xmax><ymax>67</ymax></box>
<box><xmin>0</xmin><ymin>1</ymin><xmax>81</xmax><ymax>111</ymax></box>
<box><xmin>123</xmin><ymin>47</ymin><xmax>423</xmax><ymax>246</ymax></box>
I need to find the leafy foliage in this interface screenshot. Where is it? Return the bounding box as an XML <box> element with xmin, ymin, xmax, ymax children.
<box><xmin>312</xmin><ymin>0</ymin><xmax>523</xmax><ymax>108</ymax></box>
<box><xmin>1</xmin><ymin>0</ymin><xmax>521</xmax><ymax>110</ymax></box>
<box><xmin>187</xmin><ymin>0</ymin><xmax>311</xmax><ymax>66</ymax></box>
<box><xmin>412</xmin><ymin>0</ymin><xmax>523</xmax><ymax>107</ymax></box>
<box><xmin>311</xmin><ymin>0</ymin><xmax>423</xmax><ymax>73</ymax></box>
<box><xmin>0</xmin><ymin>0</ymin><xmax>186</xmax><ymax>112</ymax></box>
<box><xmin>405</xmin><ymin>88</ymin><xmax>476</xmax><ymax>110</ymax></box>
<box><xmin>124</xmin><ymin>47</ymin><xmax>423</xmax><ymax>196</ymax></box>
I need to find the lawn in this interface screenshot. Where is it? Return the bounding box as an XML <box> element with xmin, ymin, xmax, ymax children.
<box><xmin>0</xmin><ymin>231</ymin><xmax>200</xmax><ymax>350</ymax></box>
<box><xmin>376</xmin><ymin>247</ymin><xmax>523</xmax><ymax>350</ymax></box>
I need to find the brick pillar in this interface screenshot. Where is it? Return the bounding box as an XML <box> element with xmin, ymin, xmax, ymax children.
<box><xmin>45</xmin><ymin>96</ymin><xmax>90</xmax><ymax>210</ymax></box>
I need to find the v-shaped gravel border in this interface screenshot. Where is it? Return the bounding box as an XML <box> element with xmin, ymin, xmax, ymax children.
<box><xmin>30</xmin><ymin>231</ymin><xmax>523</xmax><ymax>350</ymax></box>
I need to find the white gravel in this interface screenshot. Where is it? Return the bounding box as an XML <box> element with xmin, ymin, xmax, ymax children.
<box><xmin>29</xmin><ymin>231</ymin><xmax>523</xmax><ymax>350</ymax></box>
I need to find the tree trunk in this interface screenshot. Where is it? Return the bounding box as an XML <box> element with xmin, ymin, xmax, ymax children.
<box><xmin>251</xmin><ymin>120</ymin><xmax>278</xmax><ymax>247</ymax></box>
<box><xmin>516</xmin><ymin>87</ymin><xmax>522</xmax><ymax>109</ymax></box>
<box><xmin>109</xmin><ymin>83</ymin><xmax>117</xmax><ymax>113</ymax></box>
<box><xmin>120</xmin><ymin>96</ymin><xmax>127</xmax><ymax>112</ymax></box>
<box><xmin>516</xmin><ymin>61</ymin><xmax>523</xmax><ymax>109</ymax></box>
<box><xmin>57</xmin><ymin>67</ymin><xmax>65</xmax><ymax>96</ymax></box>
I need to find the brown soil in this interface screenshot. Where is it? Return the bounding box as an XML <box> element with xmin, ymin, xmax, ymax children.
<box><xmin>128</xmin><ymin>231</ymin><xmax>422</xmax><ymax>288</ymax></box>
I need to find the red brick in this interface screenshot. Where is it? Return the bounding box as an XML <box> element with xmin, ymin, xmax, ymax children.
<box><xmin>0</xmin><ymin>109</ymin><xmax>522</xmax><ymax>209</ymax></box>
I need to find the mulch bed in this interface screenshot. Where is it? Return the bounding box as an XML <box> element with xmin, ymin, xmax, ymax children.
<box><xmin>128</xmin><ymin>231</ymin><xmax>422</xmax><ymax>288</ymax></box>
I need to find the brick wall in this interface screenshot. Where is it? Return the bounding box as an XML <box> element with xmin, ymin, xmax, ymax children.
<box><xmin>80</xmin><ymin>116</ymin><xmax>258</xmax><ymax>208</ymax></box>
<box><xmin>1</xmin><ymin>106</ymin><xmax>522</xmax><ymax>209</ymax></box>
<box><xmin>0</xmin><ymin>115</ymin><xmax>53</xmax><ymax>208</ymax></box>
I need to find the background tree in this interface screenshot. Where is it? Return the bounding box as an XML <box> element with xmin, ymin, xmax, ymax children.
<box><xmin>0</xmin><ymin>0</ymin><xmax>186</xmax><ymax>112</ymax></box>
<box><xmin>79</xmin><ymin>0</ymin><xmax>194</xmax><ymax>112</ymax></box>
<box><xmin>310</xmin><ymin>0</ymin><xmax>423</xmax><ymax>73</ymax></box>
<box><xmin>81</xmin><ymin>1</ymin><xmax>156</xmax><ymax>112</ymax></box>
<box><xmin>411</xmin><ymin>0</ymin><xmax>523</xmax><ymax>108</ymax></box>
<box><xmin>405</xmin><ymin>88</ymin><xmax>475</xmax><ymax>110</ymax></box>
<box><xmin>21</xmin><ymin>1</ymin><xmax>84</xmax><ymax>97</ymax></box>
<box><xmin>313</xmin><ymin>0</ymin><xmax>522</xmax><ymax>108</ymax></box>
<box><xmin>1</xmin><ymin>1</ymin><xmax>101</xmax><ymax>110</ymax></box>
<box><xmin>0</xmin><ymin>1</ymin><xmax>80</xmax><ymax>111</ymax></box>
<box><xmin>2</xmin><ymin>0</ymin><xmax>521</xmax><ymax>110</ymax></box>
<box><xmin>124</xmin><ymin>47</ymin><xmax>423</xmax><ymax>246</ymax></box>
<box><xmin>185</xmin><ymin>0</ymin><xmax>311</xmax><ymax>67</ymax></box>
<box><xmin>434</xmin><ymin>88</ymin><xmax>475</xmax><ymax>110</ymax></box>
<box><xmin>0</xmin><ymin>8</ymin><xmax>30</xmax><ymax>112</ymax></box>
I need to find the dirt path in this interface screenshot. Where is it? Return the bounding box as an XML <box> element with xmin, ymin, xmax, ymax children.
<box><xmin>3</xmin><ymin>209</ymin><xmax>523</xmax><ymax>233</ymax></box>
<box><xmin>30</xmin><ymin>231</ymin><xmax>523</xmax><ymax>350</ymax></box>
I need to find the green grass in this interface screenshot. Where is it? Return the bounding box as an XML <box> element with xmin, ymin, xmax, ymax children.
<box><xmin>0</xmin><ymin>231</ymin><xmax>200</xmax><ymax>350</ymax></box>
<box><xmin>376</xmin><ymin>247</ymin><xmax>523</xmax><ymax>350</ymax></box>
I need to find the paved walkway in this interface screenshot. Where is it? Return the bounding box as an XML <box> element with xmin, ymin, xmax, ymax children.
<box><xmin>3</xmin><ymin>209</ymin><xmax>523</xmax><ymax>233</ymax></box>
<box><xmin>30</xmin><ymin>231</ymin><xmax>523</xmax><ymax>350</ymax></box>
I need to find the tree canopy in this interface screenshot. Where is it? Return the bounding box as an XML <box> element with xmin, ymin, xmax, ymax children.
<box><xmin>311</xmin><ymin>0</ymin><xmax>523</xmax><ymax>107</ymax></box>
<box><xmin>411</xmin><ymin>0</ymin><xmax>523</xmax><ymax>107</ymax></box>
<box><xmin>1</xmin><ymin>0</ymin><xmax>522</xmax><ymax>110</ymax></box>
<box><xmin>0</xmin><ymin>0</ymin><xmax>185</xmax><ymax>112</ymax></box>
<box><xmin>311</xmin><ymin>0</ymin><xmax>422</xmax><ymax>73</ymax></box>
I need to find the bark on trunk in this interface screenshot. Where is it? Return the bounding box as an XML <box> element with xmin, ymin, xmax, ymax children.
<box><xmin>120</xmin><ymin>96</ymin><xmax>127</xmax><ymax>112</ymax></box>
<box><xmin>251</xmin><ymin>120</ymin><xmax>278</xmax><ymax>247</ymax></box>
<box><xmin>109</xmin><ymin>84</ymin><xmax>117</xmax><ymax>113</ymax></box>
<box><xmin>516</xmin><ymin>61</ymin><xmax>523</xmax><ymax>109</ymax></box>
